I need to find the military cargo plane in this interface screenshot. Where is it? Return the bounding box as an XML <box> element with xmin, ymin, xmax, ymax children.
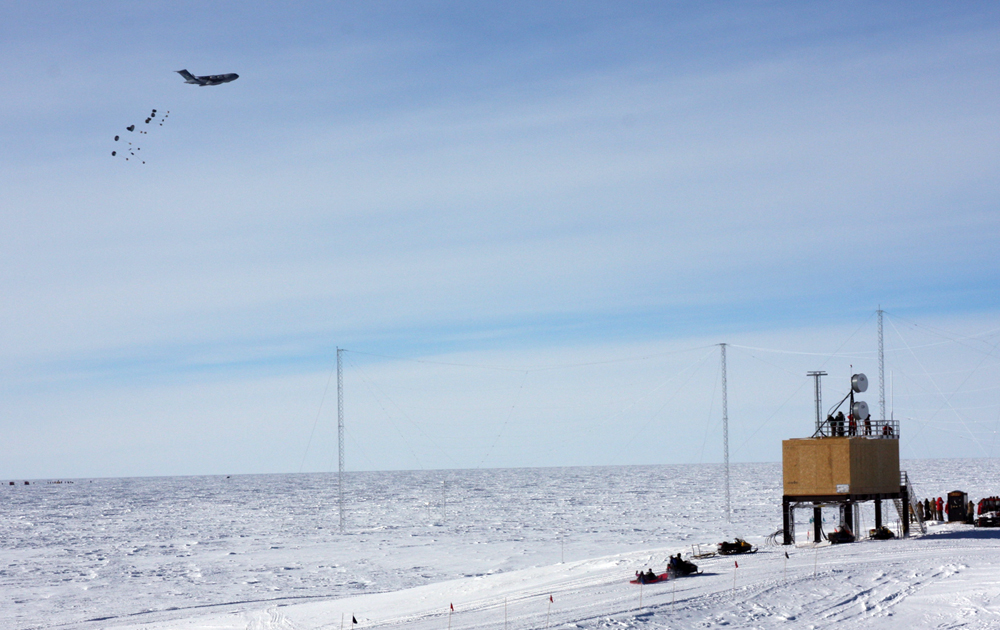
<box><xmin>175</xmin><ymin>69</ymin><xmax>239</xmax><ymax>86</ymax></box>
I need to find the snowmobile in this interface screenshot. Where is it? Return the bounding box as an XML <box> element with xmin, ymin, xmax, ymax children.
<box><xmin>828</xmin><ymin>527</ymin><xmax>855</xmax><ymax>544</ymax></box>
<box><xmin>717</xmin><ymin>538</ymin><xmax>756</xmax><ymax>555</ymax></box>
<box><xmin>666</xmin><ymin>557</ymin><xmax>701</xmax><ymax>578</ymax></box>
<box><xmin>868</xmin><ymin>525</ymin><xmax>895</xmax><ymax>540</ymax></box>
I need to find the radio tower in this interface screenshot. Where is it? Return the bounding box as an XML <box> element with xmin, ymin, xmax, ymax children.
<box><xmin>720</xmin><ymin>343</ymin><xmax>730</xmax><ymax>523</ymax></box>
<box><xmin>337</xmin><ymin>347</ymin><xmax>345</xmax><ymax>532</ymax></box>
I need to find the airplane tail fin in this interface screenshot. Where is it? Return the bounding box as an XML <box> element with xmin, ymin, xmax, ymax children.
<box><xmin>175</xmin><ymin>69</ymin><xmax>198</xmax><ymax>84</ymax></box>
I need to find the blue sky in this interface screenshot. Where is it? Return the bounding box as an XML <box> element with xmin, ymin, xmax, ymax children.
<box><xmin>2</xmin><ymin>2</ymin><xmax>1000</xmax><ymax>478</ymax></box>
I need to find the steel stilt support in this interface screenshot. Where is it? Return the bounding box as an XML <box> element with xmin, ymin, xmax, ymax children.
<box><xmin>783</xmin><ymin>499</ymin><xmax>792</xmax><ymax>545</ymax></box>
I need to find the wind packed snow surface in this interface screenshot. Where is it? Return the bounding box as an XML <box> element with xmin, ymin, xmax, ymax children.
<box><xmin>3</xmin><ymin>460</ymin><xmax>1000</xmax><ymax>630</ymax></box>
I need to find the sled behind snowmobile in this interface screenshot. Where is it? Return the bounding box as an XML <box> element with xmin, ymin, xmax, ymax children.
<box><xmin>630</xmin><ymin>572</ymin><xmax>669</xmax><ymax>584</ymax></box>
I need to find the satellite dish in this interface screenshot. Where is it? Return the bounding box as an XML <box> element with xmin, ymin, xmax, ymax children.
<box><xmin>852</xmin><ymin>401</ymin><xmax>869</xmax><ymax>419</ymax></box>
<box><xmin>852</xmin><ymin>373</ymin><xmax>868</xmax><ymax>393</ymax></box>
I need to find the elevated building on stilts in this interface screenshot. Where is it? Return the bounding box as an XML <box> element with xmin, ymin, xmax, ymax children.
<box><xmin>781</xmin><ymin>371</ymin><xmax>924</xmax><ymax>545</ymax></box>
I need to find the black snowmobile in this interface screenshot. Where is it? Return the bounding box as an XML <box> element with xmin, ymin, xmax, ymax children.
<box><xmin>717</xmin><ymin>538</ymin><xmax>756</xmax><ymax>555</ymax></box>
<box><xmin>869</xmin><ymin>525</ymin><xmax>895</xmax><ymax>540</ymax></box>
<box><xmin>828</xmin><ymin>527</ymin><xmax>855</xmax><ymax>544</ymax></box>
<box><xmin>666</xmin><ymin>555</ymin><xmax>700</xmax><ymax>578</ymax></box>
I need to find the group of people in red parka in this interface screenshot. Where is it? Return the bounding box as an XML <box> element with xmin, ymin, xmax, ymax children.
<box><xmin>917</xmin><ymin>497</ymin><xmax>945</xmax><ymax>521</ymax></box>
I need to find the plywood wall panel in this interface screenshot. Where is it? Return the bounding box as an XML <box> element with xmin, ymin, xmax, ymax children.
<box><xmin>783</xmin><ymin>438</ymin><xmax>899</xmax><ymax>496</ymax></box>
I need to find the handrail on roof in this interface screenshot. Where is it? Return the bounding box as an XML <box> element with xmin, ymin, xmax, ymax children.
<box><xmin>811</xmin><ymin>418</ymin><xmax>898</xmax><ymax>439</ymax></box>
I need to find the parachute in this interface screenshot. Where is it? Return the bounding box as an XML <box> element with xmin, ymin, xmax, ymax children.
<box><xmin>112</xmin><ymin>109</ymin><xmax>169</xmax><ymax>164</ymax></box>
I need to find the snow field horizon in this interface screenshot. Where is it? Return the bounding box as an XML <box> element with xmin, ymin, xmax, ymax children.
<box><xmin>3</xmin><ymin>458</ymin><xmax>1000</xmax><ymax>629</ymax></box>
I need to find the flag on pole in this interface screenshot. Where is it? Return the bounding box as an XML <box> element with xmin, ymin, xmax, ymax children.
<box><xmin>352</xmin><ymin>616</ymin><xmax>358</xmax><ymax>624</ymax></box>
<box><xmin>450</xmin><ymin>604</ymin><xmax>454</xmax><ymax>612</ymax></box>
<box><xmin>735</xmin><ymin>560</ymin><xmax>738</xmax><ymax>569</ymax></box>
<box><xmin>549</xmin><ymin>595</ymin><xmax>553</xmax><ymax>603</ymax></box>
<box><xmin>785</xmin><ymin>551</ymin><xmax>789</xmax><ymax>559</ymax></box>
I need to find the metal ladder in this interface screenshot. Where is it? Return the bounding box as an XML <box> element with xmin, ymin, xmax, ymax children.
<box><xmin>894</xmin><ymin>471</ymin><xmax>926</xmax><ymax>535</ymax></box>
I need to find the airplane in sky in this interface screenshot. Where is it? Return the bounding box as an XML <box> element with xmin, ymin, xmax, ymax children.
<box><xmin>175</xmin><ymin>69</ymin><xmax>239</xmax><ymax>86</ymax></box>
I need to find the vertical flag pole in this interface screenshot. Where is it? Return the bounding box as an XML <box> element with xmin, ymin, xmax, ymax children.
<box><xmin>448</xmin><ymin>604</ymin><xmax>453</xmax><ymax>630</ymax></box>
<box><xmin>732</xmin><ymin>560</ymin><xmax>738</xmax><ymax>595</ymax></box>
<box><xmin>504</xmin><ymin>597</ymin><xmax>507</xmax><ymax>630</ymax></box>
<box><xmin>546</xmin><ymin>595</ymin><xmax>553</xmax><ymax>629</ymax></box>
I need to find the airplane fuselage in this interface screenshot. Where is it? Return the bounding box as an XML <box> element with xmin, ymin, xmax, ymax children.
<box><xmin>197</xmin><ymin>73</ymin><xmax>239</xmax><ymax>86</ymax></box>
<box><xmin>176</xmin><ymin>69</ymin><xmax>239</xmax><ymax>86</ymax></box>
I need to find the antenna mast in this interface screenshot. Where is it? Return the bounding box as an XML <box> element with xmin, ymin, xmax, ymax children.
<box><xmin>720</xmin><ymin>343</ymin><xmax>730</xmax><ymax>523</ymax></box>
<box><xmin>807</xmin><ymin>371</ymin><xmax>827</xmax><ymax>434</ymax></box>
<box><xmin>878</xmin><ymin>308</ymin><xmax>886</xmax><ymax>421</ymax></box>
<box><xmin>337</xmin><ymin>347</ymin><xmax>345</xmax><ymax>532</ymax></box>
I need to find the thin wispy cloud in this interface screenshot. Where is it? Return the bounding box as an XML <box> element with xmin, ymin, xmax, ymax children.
<box><xmin>2</xmin><ymin>2</ymin><xmax>999</xmax><ymax>476</ymax></box>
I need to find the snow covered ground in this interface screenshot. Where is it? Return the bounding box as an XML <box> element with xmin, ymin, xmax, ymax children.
<box><xmin>3</xmin><ymin>459</ymin><xmax>1000</xmax><ymax>630</ymax></box>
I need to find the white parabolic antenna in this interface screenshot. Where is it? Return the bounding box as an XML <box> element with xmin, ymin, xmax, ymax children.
<box><xmin>852</xmin><ymin>373</ymin><xmax>868</xmax><ymax>393</ymax></box>
<box><xmin>852</xmin><ymin>400</ymin><xmax>869</xmax><ymax>419</ymax></box>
